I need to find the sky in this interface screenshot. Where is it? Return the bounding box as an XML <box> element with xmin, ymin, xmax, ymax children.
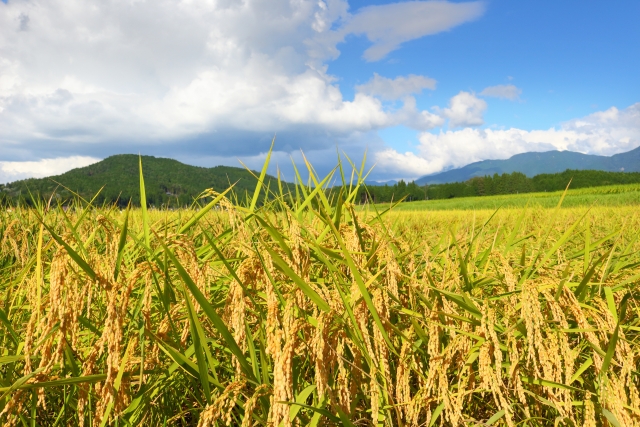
<box><xmin>1</xmin><ymin>0</ymin><xmax>639</xmax><ymax>183</ymax></box>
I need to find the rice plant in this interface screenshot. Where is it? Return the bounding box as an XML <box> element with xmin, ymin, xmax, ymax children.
<box><xmin>1</xmin><ymin>153</ymin><xmax>639</xmax><ymax>426</ymax></box>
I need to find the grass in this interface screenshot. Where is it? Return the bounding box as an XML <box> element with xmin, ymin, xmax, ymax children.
<box><xmin>1</xmin><ymin>154</ymin><xmax>640</xmax><ymax>426</ymax></box>
<box><xmin>375</xmin><ymin>183</ymin><xmax>640</xmax><ymax>211</ymax></box>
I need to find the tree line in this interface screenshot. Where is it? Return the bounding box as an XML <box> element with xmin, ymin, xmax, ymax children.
<box><xmin>358</xmin><ymin>169</ymin><xmax>640</xmax><ymax>203</ymax></box>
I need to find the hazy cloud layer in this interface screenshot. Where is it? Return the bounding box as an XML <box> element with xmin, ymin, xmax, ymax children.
<box><xmin>374</xmin><ymin>103</ymin><xmax>640</xmax><ymax>179</ymax></box>
<box><xmin>336</xmin><ymin>1</ymin><xmax>485</xmax><ymax>61</ymax></box>
<box><xmin>356</xmin><ymin>73</ymin><xmax>437</xmax><ymax>100</ymax></box>
<box><xmin>480</xmin><ymin>84</ymin><xmax>522</xmax><ymax>100</ymax></box>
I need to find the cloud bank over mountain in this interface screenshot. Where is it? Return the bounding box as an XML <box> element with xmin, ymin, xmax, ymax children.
<box><xmin>0</xmin><ymin>0</ymin><xmax>638</xmax><ymax>183</ymax></box>
<box><xmin>0</xmin><ymin>1</ymin><xmax>479</xmax><ymax>161</ymax></box>
<box><xmin>374</xmin><ymin>103</ymin><xmax>640</xmax><ymax>179</ymax></box>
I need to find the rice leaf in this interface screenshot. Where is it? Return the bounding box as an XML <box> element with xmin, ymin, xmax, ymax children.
<box><xmin>264</xmin><ymin>246</ymin><xmax>330</xmax><ymax>312</ymax></box>
<box><xmin>602</xmin><ymin>409</ymin><xmax>622</xmax><ymax>427</ymax></box>
<box><xmin>249</xmin><ymin>136</ymin><xmax>275</xmax><ymax>212</ymax></box>
<box><xmin>601</xmin><ymin>293</ymin><xmax>631</xmax><ymax>375</ymax></box>
<box><xmin>183</xmin><ymin>290</ymin><xmax>212</xmax><ymax>404</ymax></box>
<box><xmin>158</xmin><ymin>239</ymin><xmax>257</xmax><ymax>383</ymax></box>
<box><xmin>114</xmin><ymin>203</ymin><xmax>129</xmax><ymax>281</ymax></box>
<box><xmin>139</xmin><ymin>155</ymin><xmax>151</xmax><ymax>248</ymax></box>
<box><xmin>486</xmin><ymin>409</ymin><xmax>506</xmax><ymax>425</ymax></box>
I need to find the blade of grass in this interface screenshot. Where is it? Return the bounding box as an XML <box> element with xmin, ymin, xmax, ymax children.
<box><xmin>139</xmin><ymin>155</ymin><xmax>150</xmax><ymax>248</ymax></box>
<box><xmin>600</xmin><ymin>293</ymin><xmax>631</xmax><ymax>375</ymax></box>
<box><xmin>157</xmin><ymin>238</ymin><xmax>257</xmax><ymax>383</ymax></box>
<box><xmin>263</xmin><ymin>245</ymin><xmax>330</xmax><ymax>312</ymax></box>
<box><xmin>249</xmin><ymin>136</ymin><xmax>275</xmax><ymax>212</ymax></box>
<box><xmin>183</xmin><ymin>290</ymin><xmax>212</xmax><ymax>404</ymax></box>
<box><xmin>114</xmin><ymin>204</ymin><xmax>130</xmax><ymax>282</ymax></box>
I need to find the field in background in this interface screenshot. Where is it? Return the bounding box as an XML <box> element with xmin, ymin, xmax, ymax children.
<box><xmin>372</xmin><ymin>183</ymin><xmax>640</xmax><ymax>211</ymax></box>
<box><xmin>1</xmin><ymin>157</ymin><xmax>640</xmax><ymax>426</ymax></box>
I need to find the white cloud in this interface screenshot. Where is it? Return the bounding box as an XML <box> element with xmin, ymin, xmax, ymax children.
<box><xmin>441</xmin><ymin>91</ymin><xmax>487</xmax><ymax>128</ymax></box>
<box><xmin>480</xmin><ymin>84</ymin><xmax>522</xmax><ymax>100</ymax></box>
<box><xmin>371</xmin><ymin>149</ymin><xmax>433</xmax><ymax>177</ymax></box>
<box><xmin>395</xmin><ymin>96</ymin><xmax>445</xmax><ymax>131</ymax></box>
<box><xmin>356</xmin><ymin>73</ymin><xmax>436</xmax><ymax>100</ymax></box>
<box><xmin>0</xmin><ymin>156</ymin><xmax>99</xmax><ymax>184</ymax></box>
<box><xmin>338</xmin><ymin>1</ymin><xmax>485</xmax><ymax>61</ymax></box>
<box><xmin>0</xmin><ymin>0</ymin><xmax>485</xmax><ymax>165</ymax></box>
<box><xmin>374</xmin><ymin>103</ymin><xmax>640</xmax><ymax>180</ymax></box>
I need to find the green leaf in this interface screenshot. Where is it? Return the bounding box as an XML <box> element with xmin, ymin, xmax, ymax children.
<box><xmin>574</xmin><ymin>252</ymin><xmax>608</xmax><ymax>302</ymax></box>
<box><xmin>602</xmin><ymin>409</ymin><xmax>622</xmax><ymax>427</ymax></box>
<box><xmin>183</xmin><ymin>291</ymin><xmax>212</xmax><ymax>404</ymax></box>
<box><xmin>601</xmin><ymin>293</ymin><xmax>631</xmax><ymax>375</ymax></box>
<box><xmin>249</xmin><ymin>136</ymin><xmax>275</xmax><ymax>212</ymax></box>
<box><xmin>336</xmin><ymin>406</ymin><xmax>357</xmax><ymax>427</ymax></box>
<box><xmin>428</xmin><ymin>402</ymin><xmax>444</xmax><ymax>427</ymax></box>
<box><xmin>570</xmin><ymin>358</ymin><xmax>593</xmax><ymax>384</ymax></box>
<box><xmin>147</xmin><ymin>329</ymin><xmax>222</xmax><ymax>389</ymax></box>
<box><xmin>178</xmin><ymin>186</ymin><xmax>235</xmax><ymax>234</ymax></box>
<box><xmin>520</xmin><ymin>376</ymin><xmax>582</xmax><ymax>392</ymax></box>
<box><xmin>40</xmin><ymin>221</ymin><xmax>96</xmax><ymax>281</ymax></box>
<box><xmin>486</xmin><ymin>409</ymin><xmax>505</xmax><ymax>425</ymax></box>
<box><xmin>158</xmin><ymin>239</ymin><xmax>257</xmax><ymax>383</ymax></box>
<box><xmin>289</xmin><ymin>384</ymin><xmax>316</xmax><ymax>422</ymax></box>
<box><xmin>0</xmin><ymin>368</ymin><xmax>45</xmax><ymax>399</ymax></box>
<box><xmin>319</xmin><ymin>208</ymin><xmax>395</xmax><ymax>353</ymax></box>
<box><xmin>264</xmin><ymin>246</ymin><xmax>330</xmax><ymax>312</ymax></box>
<box><xmin>282</xmin><ymin>402</ymin><xmax>340</xmax><ymax>424</ymax></box>
<box><xmin>114</xmin><ymin>204</ymin><xmax>129</xmax><ymax>281</ymax></box>
<box><xmin>0</xmin><ymin>307</ymin><xmax>19</xmax><ymax>345</ymax></box>
<box><xmin>139</xmin><ymin>155</ymin><xmax>150</xmax><ymax>248</ymax></box>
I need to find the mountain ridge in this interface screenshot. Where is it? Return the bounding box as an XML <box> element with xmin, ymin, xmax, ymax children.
<box><xmin>0</xmin><ymin>154</ymin><xmax>278</xmax><ymax>206</ymax></box>
<box><xmin>416</xmin><ymin>145</ymin><xmax>640</xmax><ymax>184</ymax></box>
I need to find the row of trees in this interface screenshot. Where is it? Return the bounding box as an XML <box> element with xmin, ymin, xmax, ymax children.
<box><xmin>358</xmin><ymin>169</ymin><xmax>640</xmax><ymax>203</ymax></box>
<box><xmin>4</xmin><ymin>168</ymin><xmax>640</xmax><ymax>208</ymax></box>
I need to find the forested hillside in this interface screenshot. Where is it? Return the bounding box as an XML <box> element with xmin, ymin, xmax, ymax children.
<box><xmin>3</xmin><ymin>156</ymin><xmax>640</xmax><ymax>208</ymax></box>
<box><xmin>0</xmin><ymin>154</ymin><xmax>279</xmax><ymax>207</ymax></box>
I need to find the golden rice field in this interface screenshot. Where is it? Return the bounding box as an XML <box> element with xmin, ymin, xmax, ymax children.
<box><xmin>1</xmin><ymin>160</ymin><xmax>640</xmax><ymax>426</ymax></box>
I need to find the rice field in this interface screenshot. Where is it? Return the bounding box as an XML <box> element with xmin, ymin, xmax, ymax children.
<box><xmin>1</xmin><ymin>158</ymin><xmax>640</xmax><ymax>426</ymax></box>
<box><xmin>378</xmin><ymin>183</ymin><xmax>640</xmax><ymax>211</ymax></box>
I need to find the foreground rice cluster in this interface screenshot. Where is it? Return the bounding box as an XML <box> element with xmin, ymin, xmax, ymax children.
<box><xmin>1</xmin><ymin>162</ymin><xmax>639</xmax><ymax>426</ymax></box>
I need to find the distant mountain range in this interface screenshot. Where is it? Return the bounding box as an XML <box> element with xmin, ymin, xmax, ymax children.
<box><xmin>416</xmin><ymin>145</ymin><xmax>640</xmax><ymax>185</ymax></box>
<box><xmin>3</xmin><ymin>146</ymin><xmax>640</xmax><ymax>206</ymax></box>
<box><xmin>0</xmin><ymin>154</ymin><xmax>278</xmax><ymax>206</ymax></box>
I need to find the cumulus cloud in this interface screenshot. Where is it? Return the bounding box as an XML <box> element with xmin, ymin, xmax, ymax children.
<box><xmin>0</xmin><ymin>0</ymin><xmax>486</xmax><ymax>168</ymax></box>
<box><xmin>374</xmin><ymin>103</ymin><xmax>640</xmax><ymax>180</ymax></box>
<box><xmin>395</xmin><ymin>96</ymin><xmax>445</xmax><ymax>131</ymax></box>
<box><xmin>356</xmin><ymin>73</ymin><xmax>436</xmax><ymax>100</ymax></box>
<box><xmin>441</xmin><ymin>91</ymin><xmax>487</xmax><ymax>128</ymax></box>
<box><xmin>480</xmin><ymin>84</ymin><xmax>522</xmax><ymax>100</ymax></box>
<box><xmin>0</xmin><ymin>156</ymin><xmax>99</xmax><ymax>184</ymax></box>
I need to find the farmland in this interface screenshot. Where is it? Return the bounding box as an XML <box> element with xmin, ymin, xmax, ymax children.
<box><xmin>1</xmin><ymin>160</ymin><xmax>640</xmax><ymax>426</ymax></box>
<box><xmin>375</xmin><ymin>183</ymin><xmax>640</xmax><ymax>211</ymax></box>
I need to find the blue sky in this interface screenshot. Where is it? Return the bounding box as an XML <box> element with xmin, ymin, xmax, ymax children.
<box><xmin>1</xmin><ymin>0</ymin><xmax>639</xmax><ymax>183</ymax></box>
<box><xmin>335</xmin><ymin>0</ymin><xmax>639</xmax><ymax>128</ymax></box>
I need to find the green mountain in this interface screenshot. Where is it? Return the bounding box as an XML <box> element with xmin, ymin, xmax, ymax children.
<box><xmin>416</xmin><ymin>145</ymin><xmax>640</xmax><ymax>184</ymax></box>
<box><xmin>0</xmin><ymin>154</ymin><xmax>279</xmax><ymax>207</ymax></box>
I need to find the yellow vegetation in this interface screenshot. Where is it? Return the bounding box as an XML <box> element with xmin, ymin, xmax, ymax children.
<box><xmin>1</xmin><ymin>159</ymin><xmax>639</xmax><ymax>426</ymax></box>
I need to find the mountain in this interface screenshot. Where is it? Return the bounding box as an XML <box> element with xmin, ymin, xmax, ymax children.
<box><xmin>416</xmin><ymin>145</ymin><xmax>640</xmax><ymax>184</ymax></box>
<box><xmin>0</xmin><ymin>154</ymin><xmax>279</xmax><ymax>207</ymax></box>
